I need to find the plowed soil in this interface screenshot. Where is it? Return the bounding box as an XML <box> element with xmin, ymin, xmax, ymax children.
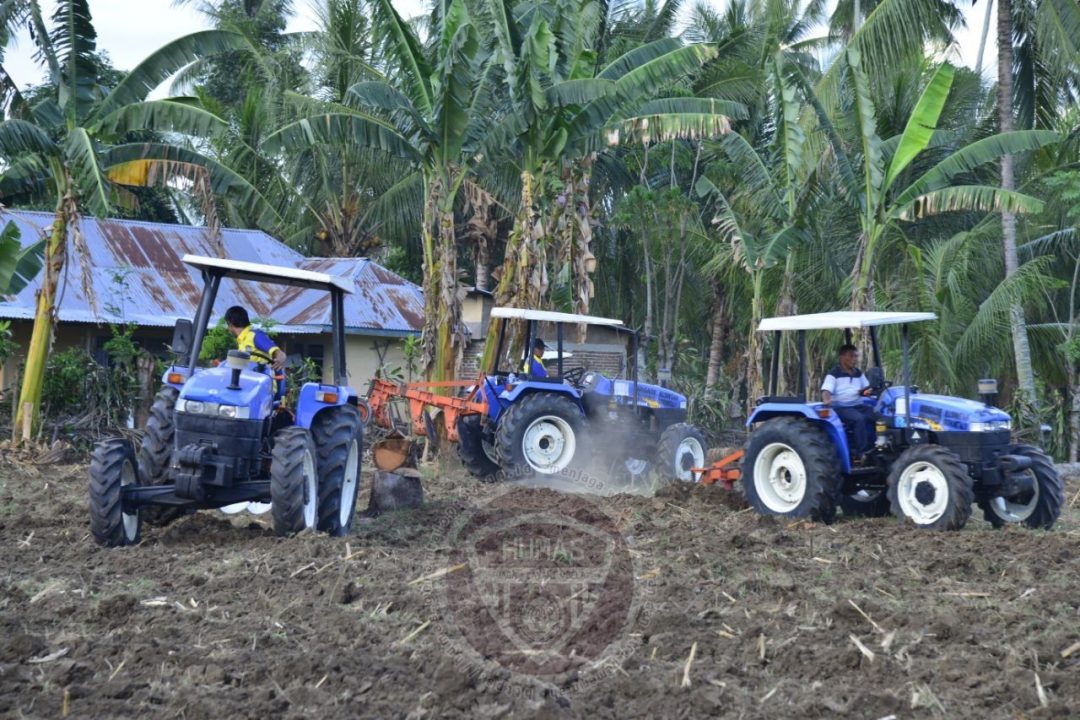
<box><xmin>1</xmin><ymin>454</ymin><xmax>1078</xmax><ymax>719</ymax></box>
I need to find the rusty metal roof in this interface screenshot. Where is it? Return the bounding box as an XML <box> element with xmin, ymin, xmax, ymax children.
<box><xmin>0</xmin><ymin>210</ymin><xmax>422</xmax><ymax>336</ymax></box>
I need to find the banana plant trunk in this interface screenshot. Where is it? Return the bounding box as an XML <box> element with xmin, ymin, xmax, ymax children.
<box><xmin>420</xmin><ymin>174</ymin><xmax>463</xmax><ymax>383</ymax></box>
<box><xmin>705</xmin><ymin>280</ymin><xmax>727</xmax><ymax>399</ymax></box>
<box><xmin>997</xmin><ymin>0</ymin><xmax>1038</xmax><ymax>405</ymax></box>
<box><xmin>1070</xmin><ymin>370</ymin><xmax>1079</xmax><ymax>463</ymax></box>
<box><xmin>746</xmin><ymin>272</ymin><xmax>766</xmax><ymax>414</ymax></box>
<box><xmin>14</xmin><ymin>188</ymin><xmax>71</xmax><ymax>439</ymax></box>
<box><xmin>483</xmin><ymin>169</ymin><xmax>545</xmax><ymax>372</ymax></box>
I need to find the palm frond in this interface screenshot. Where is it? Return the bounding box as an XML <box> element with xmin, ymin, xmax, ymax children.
<box><xmin>884</xmin><ymin>62</ymin><xmax>953</xmax><ymax>190</ymax></box>
<box><xmin>892</xmin><ymin>185</ymin><xmax>1045</xmax><ymax>221</ymax></box>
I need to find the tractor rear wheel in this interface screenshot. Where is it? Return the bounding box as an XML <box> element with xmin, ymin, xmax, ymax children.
<box><xmin>271</xmin><ymin>428</ymin><xmax>319</xmax><ymax>537</ymax></box>
<box><xmin>495</xmin><ymin>393</ymin><xmax>586</xmax><ymax>477</ymax></box>
<box><xmin>89</xmin><ymin>439</ymin><xmax>141</xmax><ymax>547</ymax></box>
<box><xmin>839</xmin><ymin>489</ymin><xmax>891</xmax><ymax>518</ymax></box>
<box><xmin>457</xmin><ymin>414</ymin><xmax>500</xmax><ymax>482</ymax></box>
<box><xmin>138</xmin><ymin>387</ymin><xmax>186</xmax><ymax>527</ymax></box>
<box><xmin>311</xmin><ymin>406</ymin><xmax>364</xmax><ymax>537</ymax></box>
<box><xmin>742</xmin><ymin>417</ymin><xmax>840</xmax><ymax>523</ymax></box>
<box><xmin>978</xmin><ymin>445</ymin><xmax>1064</xmax><ymax>529</ymax></box>
<box><xmin>887</xmin><ymin>445</ymin><xmax>972</xmax><ymax>531</ymax></box>
<box><xmin>656</xmin><ymin>423</ymin><xmax>707</xmax><ymax>483</ymax></box>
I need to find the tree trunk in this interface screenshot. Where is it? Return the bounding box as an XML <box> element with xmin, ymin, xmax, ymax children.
<box><xmin>746</xmin><ymin>272</ymin><xmax>766</xmax><ymax>413</ymax></box>
<box><xmin>420</xmin><ymin>174</ymin><xmax>463</xmax><ymax>383</ymax></box>
<box><xmin>705</xmin><ymin>280</ymin><xmax>727</xmax><ymax>399</ymax></box>
<box><xmin>14</xmin><ymin>193</ymin><xmax>69</xmax><ymax>440</ymax></box>
<box><xmin>1069</xmin><ymin>368</ymin><xmax>1079</xmax><ymax>463</ymax></box>
<box><xmin>998</xmin><ymin>0</ymin><xmax>1038</xmax><ymax>406</ymax></box>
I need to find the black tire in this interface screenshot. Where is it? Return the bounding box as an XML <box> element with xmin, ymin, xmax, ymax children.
<box><xmin>271</xmin><ymin>427</ymin><xmax>319</xmax><ymax>537</ymax></box>
<box><xmin>839</xmin><ymin>489</ymin><xmax>891</xmax><ymax>518</ymax></box>
<box><xmin>887</xmin><ymin>445</ymin><xmax>973</xmax><ymax>531</ymax></box>
<box><xmin>89</xmin><ymin>439</ymin><xmax>141</xmax><ymax>547</ymax></box>
<box><xmin>138</xmin><ymin>387</ymin><xmax>185</xmax><ymax>527</ymax></box>
<box><xmin>311</xmin><ymin>406</ymin><xmax>364</xmax><ymax>537</ymax></box>
<box><xmin>978</xmin><ymin>444</ymin><xmax>1064</xmax><ymax>530</ymax></box>
<box><xmin>742</xmin><ymin>417</ymin><xmax>841</xmax><ymax>523</ymax></box>
<box><xmin>457</xmin><ymin>414</ymin><xmax>500</xmax><ymax>482</ymax></box>
<box><xmin>656</xmin><ymin>423</ymin><xmax>707</xmax><ymax>483</ymax></box>
<box><xmin>495</xmin><ymin>393</ymin><xmax>586</xmax><ymax>478</ymax></box>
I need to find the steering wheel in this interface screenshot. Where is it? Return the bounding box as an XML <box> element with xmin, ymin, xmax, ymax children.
<box><xmin>562</xmin><ymin>367</ymin><xmax>587</xmax><ymax>387</ymax></box>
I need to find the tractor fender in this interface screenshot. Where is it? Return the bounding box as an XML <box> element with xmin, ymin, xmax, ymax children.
<box><xmin>499</xmin><ymin>382</ymin><xmax>585</xmax><ymax>414</ymax></box>
<box><xmin>296</xmin><ymin>382</ymin><xmax>356</xmax><ymax>429</ymax></box>
<box><xmin>747</xmin><ymin>403</ymin><xmax>852</xmax><ymax>474</ymax></box>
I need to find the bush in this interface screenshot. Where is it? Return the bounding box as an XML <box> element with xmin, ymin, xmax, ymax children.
<box><xmin>41</xmin><ymin>324</ymin><xmax>141</xmax><ymax>427</ymax></box>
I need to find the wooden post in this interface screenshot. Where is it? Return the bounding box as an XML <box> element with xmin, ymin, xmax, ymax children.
<box><xmin>134</xmin><ymin>353</ymin><xmax>155</xmax><ymax>429</ymax></box>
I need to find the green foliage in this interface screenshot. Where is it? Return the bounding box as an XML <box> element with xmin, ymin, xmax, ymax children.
<box><xmin>199</xmin><ymin>320</ymin><xmax>235</xmax><ymax>364</ymax></box>
<box><xmin>0</xmin><ymin>320</ymin><xmax>18</xmax><ymax>369</ymax></box>
<box><xmin>41</xmin><ymin>323</ymin><xmax>139</xmax><ymax>425</ymax></box>
<box><xmin>0</xmin><ymin>221</ymin><xmax>44</xmax><ymax>295</ymax></box>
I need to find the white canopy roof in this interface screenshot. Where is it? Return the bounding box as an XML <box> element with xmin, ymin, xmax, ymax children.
<box><xmin>183</xmin><ymin>254</ymin><xmax>354</xmax><ymax>293</ymax></box>
<box><xmin>491</xmin><ymin>307</ymin><xmax>624</xmax><ymax>327</ymax></box>
<box><xmin>758</xmin><ymin>311</ymin><xmax>937</xmax><ymax>332</ymax></box>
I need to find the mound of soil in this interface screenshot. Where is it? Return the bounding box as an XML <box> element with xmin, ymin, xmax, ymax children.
<box><xmin>0</xmin><ymin>458</ymin><xmax>1077</xmax><ymax>718</ymax></box>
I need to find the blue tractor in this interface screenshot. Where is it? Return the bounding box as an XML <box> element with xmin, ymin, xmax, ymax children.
<box><xmin>741</xmin><ymin>311</ymin><xmax>1064</xmax><ymax>531</ymax></box>
<box><xmin>454</xmin><ymin>307</ymin><xmax>707</xmax><ymax>484</ymax></box>
<box><xmin>89</xmin><ymin>255</ymin><xmax>364</xmax><ymax>547</ymax></box>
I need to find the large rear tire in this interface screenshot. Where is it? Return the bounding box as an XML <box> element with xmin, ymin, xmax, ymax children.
<box><xmin>457</xmin><ymin>414</ymin><xmax>500</xmax><ymax>482</ymax></box>
<box><xmin>978</xmin><ymin>444</ymin><xmax>1063</xmax><ymax>529</ymax></box>
<box><xmin>742</xmin><ymin>417</ymin><xmax>840</xmax><ymax>523</ymax></box>
<box><xmin>271</xmin><ymin>428</ymin><xmax>319</xmax><ymax>537</ymax></box>
<box><xmin>311</xmin><ymin>405</ymin><xmax>364</xmax><ymax>537</ymax></box>
<box><xmin>495</xmin><ymin>393</ymin><xmax>586</xmax><ymax>477</ymax></box>
<box><xmin>655</xmin><ymin>423</ymin><xmax>707</xmax><ymax>483</ymax></box>
<box><xmin>138</xmin><ymin>387</ymin><xmax>185</xmax><ymax>527</ymax></box>
<box><xmin>887</xmin><ymin>445</ymin><xmax>973</xmax><ymax>531</ymax></box>
<box><xmin>89</xmin><ymin>439</ymin><xmax>141</xmax><ymax>547</ymax></box>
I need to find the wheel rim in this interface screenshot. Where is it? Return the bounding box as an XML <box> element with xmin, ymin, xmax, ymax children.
<box><xmin>522</xmin><ymin>415</ymin><xmax>577</xmax><ymax>474</ymax></box>
<box><xmin>753</xmin><ymin>443</ymin><xmax>807</xmax><ymax>513</ymax></box>
<box><xmin>340</xmin><ymin>438</ymin><xmax>360</xmax><ymax>527</ymax></box>
<box><xmin>673</xmin><ymin>437</ymin><xmax>705</xmax><ymax>482</ymax></box>
<box><xmin>625</xmin><ymin>458</ymin><xmax>649</xmax><ymax>476</ymax></box>
<box><xmin>120</xmin><ymin>459</ymin><xmax>139</xmax><ymax>541</ymax></box>
<box><xmin>303</xmin><ymin>447</ymin><xmax>318</xmax><ymax>529</ymax></box>
<box><xmin>989</xmin><ymin>471</ymin><xmax>1040</xmax><ymax>523</ymax></box>
<box><xmin>896</xmin><ymin>461</ymin><xmax>949</xmax><ymax>525</ymax></box>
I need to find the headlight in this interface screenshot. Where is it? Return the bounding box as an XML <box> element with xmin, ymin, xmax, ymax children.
<box><xmin>183</xmin><ymin>400</ymin><xmax>205</xmax><ymax>414</ymax></box>
<box><xmin>218</xmin><ymin>405</ymin><xmax>238</xmax><ymax>418</ymax></box>
<box><xmin>177</xmin><ymin>399</ymin><xmax>250</xmax><ymax>419</ymax></box>
<box><xmin>969</xmin><ymin>420</ymin><xmax>1011</xmax><ymax>432</ymax></box>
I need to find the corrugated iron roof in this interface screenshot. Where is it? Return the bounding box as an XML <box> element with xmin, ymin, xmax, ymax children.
<box><xmin>0</xmin><ymin>210</ymin><xmax>422</xmax><ymax>336</ymax></box>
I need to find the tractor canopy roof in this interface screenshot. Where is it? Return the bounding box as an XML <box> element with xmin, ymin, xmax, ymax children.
<box><xmin>183</xmin><ymin>254</ymin><xmax>354</xmax><ymax>293</ymax></box>
<box><xmin>491</xmin><ymin>307</ymin><xmax>624</xmax><ymax>327</ymax></box>
<box><xmin>758</xmin><ymin>311</ymin><xmax>937</xmax><ymax>332</ymax></box>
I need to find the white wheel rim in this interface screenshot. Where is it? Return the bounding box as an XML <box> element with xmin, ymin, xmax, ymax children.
<box><xmin>120</xmin><ymin>459</ymin><xmax>139</xmax><ymax>541</ymax></box>
<box><xmin>303</xmin><ymin>447</ymin><xmax>317</xmax><ymax>529</ymax></box>
<box><xmin>896</xmin><ymin>461</ymin><xmax>949</xmax><ymax>525</ymax></box>
<box><xmin>340</xmin><ymin>438</ymin><xmax>360</xmax><ymax>526</ymax></box>
<box><xmin>990</xmin><ymin>472</ymin><xmax>1039</xmax><ymax>523</ymax></box>
<box><xmin>673</xmin><ymin>438</ymin><xmax>706</xmax><ymax>482</ymax></box>
<box><xmin>625</xmin><ymin>458</ymin><xmax>649</xmax><ymax>476</ymax></box>
<box><xmin>753</xmin><ymin>442</ymin><xmax>807</xmax><ymax>513</ymax></box>
<box><xmin>522</xmin><ymin>415</ymin><xmax>577</xmax><ymax>474</ymax></box>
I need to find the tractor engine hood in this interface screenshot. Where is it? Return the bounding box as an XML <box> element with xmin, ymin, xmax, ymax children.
<box><xmin>178</xmin><ymin>365</ymin><xmax>274</xmax><ymax>421</ymax></box>
<box><xmin>883</xmin><ymin>388</ymin><xmax>1012</xmax><ymax>432</ymax></box>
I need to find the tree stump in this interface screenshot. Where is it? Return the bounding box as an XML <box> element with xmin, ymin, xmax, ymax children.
<box><xmin>366</xmin><ymin>468</ymin><xmax>423</xmax><ymax>516</ymax></box>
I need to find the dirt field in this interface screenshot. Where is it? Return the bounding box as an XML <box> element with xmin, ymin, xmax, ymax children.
<box><xmin>1</xmin><ymin>452</ymin><xmax>1078</xmax><ymax>719</ymax></box>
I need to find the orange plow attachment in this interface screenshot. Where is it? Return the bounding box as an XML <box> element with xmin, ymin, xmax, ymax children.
<box><xmin>367</xmin><ymin>377</ymin><xmax>488</xmax><ymax>442</ymax></box>
<box><xmin>693</xmin><ymin>449</ymin><xmax>743</xmax><ymax>490</ymax></box>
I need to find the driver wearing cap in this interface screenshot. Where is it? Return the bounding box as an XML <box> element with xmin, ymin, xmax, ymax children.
<box><xmin>522</xmin><ymin>337</ymin><xmax>549</xmax><ymax>378</ymax></box>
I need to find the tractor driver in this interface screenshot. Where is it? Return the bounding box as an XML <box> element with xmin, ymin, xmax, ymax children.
<box><xmin>821</xmin><ymin>344</ymin><xmax>875</xmax><ymax>454</ymax></box>
<box><xmin>522</xmin><ymin>337</ymin><xmax>549</xmax><ymax>378</ymax></box>
<box><xmin>225</xmin><ymin>306</ymin><xmax>286</xmax><ymax>371</ymax></box>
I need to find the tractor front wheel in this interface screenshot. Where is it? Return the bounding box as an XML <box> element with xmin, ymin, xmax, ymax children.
<box><xmin>311</xmin><ymin>406</ymin><xmax>364</xmax><ymax>537</ymax></box>
<box><xmin>495</xmin><ymin>393</ymin><xmax>585</xmax><ymax>477</ymax></box>
<box><xmin>978</xmin><ymin>445</ymin><xmax>1064</xmax><ymax>530</ymax></box>
<box><xmin>457</xmin><ymin>414</ymin><xmax>500</xmax><ymax>482</ymax></box>
<box><xmin>138</xmin><ymin>387</ymin><xmax>185</xmax><ymax>527</ymax></box>
<box><xmin>656</xmin><ymin>423</ymin><xmax>707</xmax><ymax>483</ymax></box>
<box><xmin>89</xmin><ymin>439</ymin><xmax>142</xmax><ymax>547</ymax></box>
<box><xmin>742</xmin><ymin>417</ymin><xmax>840</xmax><ymax>523</ymax></box>
<box><xmin>271</xmin><ymin>428</ymin><xmax>319</xmax><ymax>537</ymax></box>
<box><xmin>887</xmin><ymin>445</ymin><xmax>972</xmax><ymax>531</ymax></box>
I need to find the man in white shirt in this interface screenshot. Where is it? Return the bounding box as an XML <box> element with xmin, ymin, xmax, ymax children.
<box><xmin>821</xmin><ymin>344</ymin><xmax>874</xmax><ymax>454</ymax></box>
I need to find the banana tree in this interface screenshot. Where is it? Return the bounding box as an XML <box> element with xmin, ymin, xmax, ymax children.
<box><xmin>0</xmin><ymin>0</ymin><xmax>264</xmax><ymax>436</ymax></box>
<box><xmin>480</xmin><ymin>0</ymin><xmax>735</xmax><ymax>367</ymax></box>
<box><xmin>265</xmin><ymin>0</ymin><xmax>490</xmax><ymax>382</ymax></box>
<box><xmin>837</xmin><ymin>50</ymin><xmax>1058</xmax><ymax>313</ymax></box>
